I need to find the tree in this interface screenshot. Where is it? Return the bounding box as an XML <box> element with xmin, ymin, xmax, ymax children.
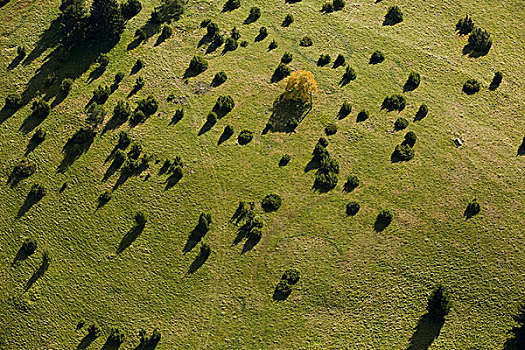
<box><xmin>88</xmin><ymin>0</ymin><xmax>125</xmax><ymax>42</ymax></box>
<box><xmin>427</xmin><ymin>285</ymin><xmax>452</xmax><ymax>320</ymax></box>
<box><xmin>283</xmin><ymin>70</ymin><xmax>318</xmax><ymax>104</ymax></box>
<box><xmin>59</xmin><ymin>0</ymin><xmax>87</xmax><ymax>39</ymax></box>
<box><xmin>153</xmin><ymin>0</ymin><xmax>184</xmax><ymax>22</ymax></box>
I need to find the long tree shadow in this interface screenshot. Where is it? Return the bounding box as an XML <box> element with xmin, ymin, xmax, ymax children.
<box><xmin>25</xmin><ymin>252</ymin><xmax>50</xmax><ymax>291</ymax></box>
<box><xmin>22</xmin><ymin>18</ymin><xmax>63</xmax><ymax>66</ymax></box>
<box><xmin>164</xmin><ymin>172</ymin><xmax>182</xmax><ymax>190</ymax></box>
<box><xmin>268</xmin><ymin>94</ymin><xmax>310</xmax><ymax>132</ymax></box>
<box><xmin>197</xmin><ymin>119</ymin><xmax>215</xmax><ymax>135</ymax></box>
<box><xmin>11</xmin><ymin>240</ymin><xmax>37</xmax><ymax>266</ymax></box>
<box><xmin>57</xmin><ymin>127</ymin><xmax>97</xmax><ymax>173</ymax></box>
<box><xmin>0</xmin><ymin>104</ymin><xmax>19</xmax><ymax>125</ymax></box>
<box><xmin>116</xmin><ymin>225</ymin><xmax>144</xmax><ymax>254</ymax></box>
<box><xmin>8</xmin><ymin>52</ymin><xmax>25</xmax><ymax>70</ymax></box>
<box><xmin>241</xmin><ymin>234</ymin><xmax>261</xmax><ymax>253</ymax></box>
<box><xmin>518</xmin><ymin>139</ymin><xmax>525</xmax><ymax>156</ymax></box>
<box><xmin>186</xmin><ymin>247</ymin><xmax>210</xmax><ymax>274</ymax></box>
<box><xmin>462</xmin><ymin>43</ymin><xmax>490</xmax><ymax>58</ymax></box>
<box><xmin>504</xmin><ymin>304</ymin><xmax>525</xmax><ymax>350</ymax></box>
<box><xmin>17</xmin><ymin>187</ymin><xmax>45</xmax><ymax>218</ymax></box>
<box><xmin>77</xmin><ymin>334</ymin><xmax>96</xmax><ymax>350</ymax></box>
<box><xmin>406</xmin><ymin>313</ymin><xmax>445</xmax><ymax>350</ymax></box>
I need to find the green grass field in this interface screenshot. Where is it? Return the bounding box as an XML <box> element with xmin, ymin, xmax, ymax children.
<box><xmin>1</xmin><ymin>0</ymin><xmax>524</xmax><ymax>348</ymax></box>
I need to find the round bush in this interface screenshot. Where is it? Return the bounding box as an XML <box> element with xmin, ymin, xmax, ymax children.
<box><xmin>29</xmin><ymin>183</ymin><xmax>46</xmax><ymax>200</ymax></box>
<box><xmin>134</xmin><ymin>211</ymin><xmax>147</xmax><ymax>226</ymax></box>
<box><xmin>135</xmin><ymin>28</ymin><xmax>146</xmax><ymax>41</ymax></box>
<box><xmin>282</xmin><ymin>269</ymin><xmax>300</xmax><ymax>285</ymax></box>
<box><xmin>137</xmin><ymin>96</ymin><xmax>159</xmax><ymax>116</ymax></box>
<box><xmin>344</xmin><ymin>175</ymin><xmax>360</xmax><ymax>191</ymax></box>
<box><xmin>370</xmin><ymin>50</ymin><xmax>385</xmax><ymax>64</ymax></box>
<box><xmin>343</xmin><ymin>66</ymin><xmax>357</xmax><ymax>81</ymax></box>
<box><xmin>405</xmin><ymin>72</ymin><xmax>421</xmax><ymax>90</ymax></box>
<box><xmin>258</xmin><ymin>27</ymin><xmax>268</xmax><ymax>38</ymax></box>
<box><xmin>346</xmin><ymin>201</ymin><xmax>360</xmax><ymax>216</ymax></box>
<box><xmin>262</xmin><ymin>194</ymin><xmax>282</xmax><ymax>212</ymax></box>
<box><xmin>272</xmin><ymin>63</ymin><xmax>291</xmax><ymax>82</ymax></box>
<box><xmin>318</xmin><ymin>137</ymin><xmax>329</xmax><ymax>148</ymax></box>
<box><xmin>281</xmin><ymin>52</ymin><xmax>293</xmax><ymax>64</ymax></box>
<box><xmin>325</xmin><ymin>123</ymin><xmax>338</xmax><ymax>136</ymax></box>
<box><xmin>130</xmin><ymin>109</ymin><xmax>147</xmax><ymax>124</ymax></box>
<box><xmin>268</xmin><ymin>39</ymin><xmax>278</xmax><ymax>50</ymax></box>
<box><xmin>223</xmin><ymin>0</ymin><xmax>240</xmax><ymax>11</ymax></box>
<box><xmin>248</xmin><ymin>7</ymin><xmax>261</xmax><ymax>22</ymax></box>
<box><xmin>212</xmin><ymin>71</ymin><xmax>227</xmax><ymax>86</ymax></box>
<box><xmin>283</xmin><ymin>14</ymin><xmax>294</xmax><ymax>26</ymax></box>
<box><xmin>275</xmin><ymin>280</ymin><xmax>292</xmax><ymax>296</ymax></box>
<box><xmin>240</xmin><ymin>40</ymin><xmax>248</xmax><ymax>47</ymax></box>
<box><xmin>99</xmin><ymin>190</ymin><xmax>112</xmax><ymax>204</ymax></box>
<box><xmin>134</xmin><ymin>76</ymin><xmax>145</xmax><ymax>90</ymax></box>
<box><xmin>393</xmin><ymin>143</ymin><xmax>414</xmax><ymax>161</ymax></box>
<box><xmin>238</xmin><ymin>130</ymin><xmax>254</xmax><ymax>145</ymax></box>
<box><xmin>333</xmin><ymin>0</ymin><xmax>345</xmax><ymax>10</ymax></box>
<box><xmin>31</xmin><ymin>97</ymin><xmax>50</xmax><ymax>118</ymax></box>
<box><xmin>468</xmin><ymin>28</ymin><xmax>492</xmax><ymax>54</ymax></box>
<box><xmin>114</xmin><ymin>72</ymin><xmax>125</xmax><ymax>84</ymax></box>
<box><xmin>456</xmin><ymin>15</ymin><xmax>474</xmax><ymax>35</ymax></box>
<box><xmin>466</xmin><ymin>199</ymin><xmax>481</xmax><ymax>216</ymax></box>
<box><xmin>230</xmin><ymin>27</ymin><xmax>241</xmax><ymax>40</ymax></box>
<box><xmin>403</xmin><ymin>131</ymin><xmax>417</xmax><ymax>147</ymax></box>
<box><xmin>463</xmin><ymin>79</ymin><xmax>481</xmax><ymax>94</ymax></box>
<box><xmin>314</xmin><ymin>170</ymin><xmax>338</xmax><ymax>190</ymax></box>
<box><xmin>224</xmin><ymin>37</ymin><xmax>238</xmax><ymax>51</ymax></box>
<box><xmin>321</xmin><ymin>2</ymin><xmax>333</xmax><ymax>13</ymax></box>
<box><xmin>416</xmin><ymin>104</ymin><xmax>428</xmax><ymax>120</ymax></box>
<box><xmin>385</xmin><ymin>6</ymin><xmax>403</xmax><ymax>25</ymax></box>
<box><xmin>376</xmin><ymin>209</ymin><xmax>393</xmax><ymax>226</ymax></box>
<box><xmin>206</xmin><ymin>21</ymin><xmax>219</xmax><ymax>37</ymax></box>
<box><xmin>121</xmin><ymin>0</ymin><xmax>142</xmax><ymax>20</ymax></box>
<box><xmin>334</xmin><ymin>54</ymin><xmax>345</xmax><ymax>67</ymax></box>
<box><xmin>189</xmin><ymin>55</ymin><xmax>208</xmax><ymax>73</ymax></box>
<box><xmin>299</xmin><ymin>36</ymin><xmax>313</xmax><ymax>47</ymax></box>
<box><xmin>317</xmin><ymin>54</ymin><xmax>331</xmax><ymax>66</ymax></box>
<box><xmin>490</xmin><ymin>71</ymin><xmax>503</xmax><ymax>90</ymax></box>
<box><xmin>339</xmin><ymin>101</ymin><xmax>352</xmax><ymax>118</ymax></box>
<box><xmin>92</xmin><ymin>85</ymin><xmax>110</xmax><ymax>104</ymax></box>
<box><xmin>21</xmin><ymin>239</ymin><xmax>37</xmax><ymax>256</ymax></box>
<box><xmin>394</xmin><ymin>117</ymin><xmax>409</xmax><ymax>130</ymax></box>
<box><xmin>357</xmin><ymin>110</ymin><xmax>369</xmax><ymax>122</ymax></box>
<box><xmin>383</xmin><ymin>94</ymin><xmax>406</xmax><ymax>111</ymax></box>
<box><xmin>214</xmin><ymin>95</ymin><xmax>235</xmax><ymax>115</ymax></box>
<box><xmin>279</xmin><ymin>154</ymin><xmax>291</xmax><ymax>166</ymax></box>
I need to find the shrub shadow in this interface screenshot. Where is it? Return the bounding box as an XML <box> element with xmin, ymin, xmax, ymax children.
<box><xmin>76</xmin><ymin>334</ymin><xmax>96</xmax><ymax>350</ymax></box>
<box><xmin>517</xmin><ymin>141</ymin><xmax>525</xmax><ymax>156</ymax></box>
<box><xmin>186</xmin><ymin>251</ymin><xmax>210</xmax><ymax>274</ymax></box>
<box><xmin>22</xmin><ymin>18</ymin><xmax>63</xmax><ymax>66</ymax></box>
<box><xmin>17</xmin><ymin>190</ymin><xmax>44</xmax><ymax>218</ymax></box>
<box><xmin>241</xmin><ymin>234</ymin><xmax>261</xmax><ymax>253</ymax></box>
<box><xmin>198</xmin><ymin>120</ymin><xmax>215</xmax><ymax>135</ymax></box>
<box><xmin>272</xmin><ymin>288</ymin><xmax>291</xmax><ymax>301</ymax></box>
<box><xmin>373</xmin><ymin>218</ymin><xmax>391</xmax><ymax>232</ymax></box>
<box><xmin>406</xmin><ymin>313</ymin><xmax>445</xmax><ymax>350</ymax></box>
<box><xmin>11</xmin><ymin>244</ymin><xmax>35</xmax><ymax>267</ymax></box>
<box><xmin>183</xmin><ymin>227</ymin><xmax>207</xmax><ymax>253</ymax></box>
<box><xmin>462</xmin><ymin>43</ymin><xmax>489</xmax><ymax>58</ymax></box>
<box><xmin>116</xmin><ymin>225</ymin><xmax>144</xmax><ymax>254</ymax></box>
<box><xmin>57</xmin><ymin>127</ymin><xmax>96</xmax><ymax>173</ymax></box>
<box><xmin>268</xmin><ymin>94</ymin><xmax>310</xmax><ymax>132</ymax></box>
<box><xmin>164</xmin><ymin>172</ymin><xmax>182</xmax><ymax>190</ymax></box>
<box><xmin>24</xmin><ymin>254</ymin><xmax>50</xmax><ymax>291</ymax></box>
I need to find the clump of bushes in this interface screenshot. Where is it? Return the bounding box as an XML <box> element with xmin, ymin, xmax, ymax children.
<box><xmin>405</xmin><ymin>72</ymin><xmax>421</xmax><ymax>91</ymax></box>
<box><xmin>465</xmin><ymin>198</ymin><xmax>481</xmax><ymax>217</ymax></box>
<box><xmin>468</xmin><ymin>28</ymin><xmax>492</xmax><ymax>54</ymax></box>
<box><xmin>136</xmin><ymin>95</ymin><xmax>159</xmax><ymax>116</ymax></box>
<box><xmin>279</xmin><ymin>154</ymin><xmax>291</xmax><ymax>166</ymax></box>
<box><xmin>189</xmin><ymin>55</ymin><xmax>208</xmax><ymax>74</ymax></box>
<box><xmin>20</xmin><ymin>239</ymin><xmax>37</xmax><ymax>257</ymax></box>
<box><xmin>92</xmin><ymin>85</ymin><xmax>110</xmax><ymax>104</ymax></box>
<box><xmin>415</xmin><ymin>104</ymin><xmax>428</xmax><ymax>120</ymax></box>
<box><xmin>344</xmin><ymin>175</ymin><xmax>359</xmax><ymax>192</ymax></box>
<box><xmin>261</xmin><ymin>194</ymin><xmax>282</xmax><ymax>212</ymax></box>
<box><xmin>393</xmin><ymin>143</ymin><xmax>414</xmax><ymax>161</ymax></box>
<box><xmin>282</xmin><ymin>14</ymin><xmax>294</xmax><ymax>26</ymax></box>
<box><xmin>317</xmin><ymin>54</ymin><xmax>331</xmax><ymax>66</ymax></box>
<box><xmin>238</xmin><ymin>130</ymin><xmax>254</xmax><ymax>145</ymax></box>
<box><xmin>325</xmin><ymin>123</ymin><xmax>337</xmax><ymax>136</ymax></box>
<box><xmin>339</xmin><ymin>101</ymin><xmax>352</xmax><ymax>118</ymax></box>
<box><xmin>282</xmin><ymin>269</ymin><xmax>300</xmax><ymax>285</ymax></box>
<box><xmin>333</xmin><ymin>54</ymin><xmax>345</xmax><ymax>67</ymax></box>
<box><xmin>121</xmin><ymin>0</ymin><xmax>142</xmax><ymax>20</ymax></box>
<box><xmin>369</xmin><ymin>50</ymin><xmax>385</xmax><ymax>64</ymax></box>
<box><xmin>268</xmin><ymin>39</ymin><xmax>278</xmax><ymax>50</ymax></box>
<box><xmin>212</xmin><ymin>71</ymin><xmax>227</xmax><ymax>87</ymax></box>
<box><xmin>272</xmin><ymin>63</ymin><xmax>292</xmax><ymax>82</ymax></box>
<box><xmin>375</xmin><ymin>209</ymin><xmax>393</xmax><ymax>230</ymax></box>
<box><xmin>113</xmin><ymin>100</ymin><xmax>132</xmax><ymax>123</ymax></box>
<box><xmin>342</xmin><ymin>66</ymin><xmax>357</xmax><ymax>82</ymax></box>
<box><xmin>382</xmin><ymin>94</ymin><xmax>406</xmax><ymax>111</ymax></box>
<box><xmin>12</xmin><ymin>159</ymin><xmax>36</xmax><ymax>179</ymax></box>
<box><xmin>299</xmin><ymin>36</ymin><xmax>313</xmax><ymax>47</ymax></box>
<box><xmin>231</xmin><ymin>27</ymin><xmax>240</xmax><ymax>40</ymax></box>
<box><xmin>462</xmin><ymin>79</ymin><xmax>481</xmax><ymax>95</ymax></box>
<box><xmin>274</xmin><ymin>268</ymin><xmax>300</xmax><ymax>300</ymax></box>
<box><xmin>223</xmin><ymin>0</ymin><xmax>240</xmax><ymax>11</ymax></box>
<box><xmin>384</xmin><ymin>6</ymin><xmax>403</xmax><ymax>25</ymax></box>
<box><xmin>281</xmin><ymin>52</ymin><xmax>293</xmax><ymax>64</ymax></box>
<box><xmin>224</xmin><ymin>37</ymin><xmax>239</xmax><ymax>52</ymax></box>
<box><xmin>346</xmin><ymin>201</ymin><xmax>360</xmax><ymax>216</ymax></box>
<box><xmin>246</xmin><ymin>6</ymin><xmax>261</xmax><ymax>23</ymax></box>
<box><xmin>29</xmin><ymin>183</ymin><xmax>46</xmax><ymax>201</ymax></box>
<box><xmin>31</xmin><ymin>97</ymin><xmax>50</xmax><ymax>118</ymax></box>
<box><xmin>490</xmin><ymin>71</ymin><xmax>503</xmax><ymax>90</ymax></box>
<box><xmin>213</xmin><ymin>95</ymin><xmax>235</xmax><ymax>116</ymax></box>
<box><xmin>456</xmin><ymin>15</ymin><xmax>474</xmax><ymax>35</ymax></box>
<box><xmin>394</xmin><ymin>117</ymin><xmax>409</xmax><ymax>131</ymax></box>
<box><xmin>106</xmin><ymin>328</ymin><xmax>125</xmax><ymax>346</ymax></box>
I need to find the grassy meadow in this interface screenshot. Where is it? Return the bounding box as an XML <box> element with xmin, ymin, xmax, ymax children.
<box><xmin>0</xmin><ymin>0</ymin><xmax>524</xmax><ymax>348</ymax></box>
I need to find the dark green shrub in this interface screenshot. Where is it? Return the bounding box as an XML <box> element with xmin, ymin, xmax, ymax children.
<box><xmin>415</xmin><ymin>104</ymin><xmax>428</xmax><ymax>120</ymax></box>
<box><xmin>130</xmin><ymin>109</ymin><xmax>147</xmax><ymax>124</ymax></box>
<box><xmin>121</xmin><ymin>0</ymin><xmax>142</xmax><ymax>20</ymax></box>
<box><xmin>200</xmin><ymin>19</ymin><xmax>211</xmax><ymax>28</ymax></box>
<box><xmin>275</xmin><ymin>280</ymin><xmax>292</xmax><ymax>296</ymax></box>
<box><xmin>333</xmin><ymin>0</ymin><xmax>345</xmax><ymax>10</ymax></box>
<box><xmin>17</xmin><ymin>46</ymin><xmax>26</xmax><ymax>58</ymax></box>
<box><xmin>382</xmin><ymin>94</ymin><xmax>406</xmax><ymax>111</ymax></box>
<box><xmin>468</xmin><ymin>28</ymin><xmax>492</xmax><ymax>54</ymax></box>
<box><xmin>224</xmin><ymin>37</ymin><xmax>238</xmax><ymax>51</ymax></box>
<box><xmin>334</xmin><ymin>54</ymin><xmax>345</xmax><ymax>67</ymax></box>
<box><xmin>151</xmin><ymin>0</ymin><xmax>185</xmax><ymax>22</ymax></box>
<box><xmin>230</xmin><ymin>27</ymin><xmax>241</xmax><ymax>40</ymax></box>
<box><xmin>282</xmin><ymin>14</ymin><xmax>294</xmax><ymax>26</ymax></box>
<box><xmin>339</xmin><ymin>101</ymin><xmax>352</xmax><ymax>118</ymax></box>
<box><xmin>135</xmin><ymin>28</ymin><xmax>146</xmax><ymax>41</ymax></box>
<box><xmin>189</xmin><ymin>55</ymin><xmax>208</xmax><ymax>73</ymax></box>
<box><xmin>344</xmin><ymin>175</ymin><xmax>359</xmax><ymax>191</ymax></box>
<box><xmin>465</xmin><ymin>198</ymin><xmax>481</xmax><ymax>217</ymax></box>
<box><xmin>87</xmin><ymin>324</ymin><xmax>101</xmax><ymax>338</ymax></box>
<box><xmin>317</xmin><ymin>54</ymin><xmax>331</xmax><ymax>66</ymax></box>
<box><xmin>31</xmin><ymin>97</ymin><xmax>50</xmax><ymax>118</ymax></box>
<box><xmin>107</xmin><ymin>328</ymin><xmax>125</xmax><ymax>346</ymax></box>
<box><xmin>376</xmin><ymin>209</ymin><xmax>393</xmax><ymax>227</ymax></box>
<box><xmin>199</xmin><ymin>243</ymin><xmax>211</xmax><ymax>259</ymax></box>
<box><xmin>211</xmin><ymin>34</ymin><xmax>225</xmax><ymax>48</ymax></box>
<box><xmin>346</xmin><ymin>201</ymin><xmax>360</xmax><ymax>216</ymax></box>
<box><xmin>222</xmin><ymin>125</ymin><xmax>234</xmax><ymax>139</ymax></box>
<box><xmin>456</xmin><ymin>15</ymin><xmax>474</xmax><ymax>35</ymax></box>
<box><xmin>134</xmin><ymin>211</ymin><xmax>147</xmax><ymax>226</ymax></box>
<box><xmin>314</xmin><ymin>170</ymin><xmax>338</xmax><ymax>190</ymax></box>
<box><xmin>247</xmin><ymin>6</ymin><xmax>261</xmax><ymax>22</ymax></box>
<box><xmin>161</xmin><ymin>24</ymin><xmax>173</xmax><ymax>39</ymax></box>
<box><xmin>282</xmin><ymin>269</ymin><xmax>300</xmax><ymax>285</ymax></box>
<box><xmin>325</xmin><ymin>123</ymin><xmax>337</xmax><ymax>136</ymax></box>
<box><xmin>20</xmin><ymin>239</ymin><xmax>37</xmax><ymax>256</ymax></box>
<box><xmin>12</xmin><ymin>159</ymin><xmax>35</xmax><ymax>179</ymax></box>
<box><xmin>342</xmin><ymin>66</ymin><xmax>357</xmax><ymax>81</ymax></box>
<box><xmin>279</xmin><ymin>154</ymin><xmax>291</xmax><ymax>166</ymax></box>
<box><xmin>30</xmin><ymin>128</ymin><xmax>47</xmax><ymax>145</ymax></box>
<box><xmin>261</xmin><ymin>194</ymin><xmax>282</xmax><ymax>212</ymax></box>
<box><xmin>405</xmin><ymin>72</ymin><xmax>421</xmax><ymax>91</ymax></box>
<box><xmin>281</xmin><ymin>52</ymin><xmax>293</xmax><ymax>64</ymax></box>
<box><xmin>238</xmin><ymin>130</ymin><xmax>254</xmax><ymax>145</ymax></box>
<box><xmin>427</xmin><ymin>285</ymin><xmax>452</xmax><ymax>320</ymax></box>
<box><xmin>132</xmin><ymin>58</ymin><xmax>144</xmax><ymax>72</ymax></box>
<box><xmin>393</xmin><ymin>143</ymin><xmax>414</xmax><ymax>161</ymax></box>
<box><xmin>207</xmin><ymin>111</ymin><xmax>217</xmax><ymax>124</ymax></box>
<box><xmin>92</xmin><ymin>85</ymin><xmax>110</xmax><ymax>104</ymax></box>
<box><xmin>394</xmin><ymin>117</ymin><xmax>409</xmax><ymax>130</ymax></box>
<box><xmin>369</xmin><ymin>50</ymin><xmax>384</xmax><ymax>64</ymax></box>
<box><xmin>86</xmin><ymin>103</ymin><xmax>106</xmax><ymax>126</ymax></box>
<box><xmin>197</xmin><ymin>212</ymin><xmax>212</xmax><ymax>232</ymax></box>
<box><xmin>318</xmin><ymin>136</ymin><xmax>329</xmax><ymax>148</ymax></box>
<box><xmin>463</xmin><ymin>79</ymin><xmax>481</xmax><ymax>95</ymax></box>
<box><xmin>268</xmin><ymin>39</ymin><xmax>278</xmax><ymax>50</ymax></box>
<box><xmin>223</xmin><ymin>0</ymin><xmax>240</xmax><ymax>11</ymax></box>
<box><xmin>114</xmin><ymin>72</ymin><xmax>125</xmax><ymax>84</ymax></box>
<box><xmin>313</xmin><ymin>144</ymin><xmax>329</xmax><ymax>161</ymax></box>
<box><xmin>5</xmin><ymin>93</ymin><xmax>21</xmax><ymax>109</ymax></box>
<box><xmin>214</xmin><ymin>95</ymin><xmax>235</xmax><ymax>115</ymax></box>
<box><xmin>60</xmin><ymin>78</ymin><xmax>73</xmax><ymax>94</ymax></box>
<box><xmin>257</xmin><ymin>26</ymin><xmax>268</xmax><ymax>40</ymax></box>
<box><xmin>240</xmin><ymin>40</ymin><xmax>248</xmax><ymax>47</ymax></box>
<box><xmin>321</xmin><ymin>2</ymin><xmax>334</xmax><ymax>13</ymax></box>
<box><xmin>212</xmin><ymin>71</ymin><xmax>227</xmax><ymax>86</ymax></box>
<box><xmin>113</xmin><ymin>150</ymin><xmax>127</xmax><ymax>167</ymax></box>
<box><xmin>29</xmin><ymin>183</ymin><xmax>46</xmax><ymax>200</ymax></box>
<box><xmin>113</xmin><ymin>100</ymin><xmax>132</xmax><ymax>123</ymax></box>
<box><xmin>99</xmin><ymin>190</ymin><xmax>112</xmax><ymax>204</ymax></box>
<box><xmin>384</xmin><ymin>5</ymin><xmax>403</xmax><ymax>25</ymax></box>
<box><xmin>490</xmin><ymin>71</ymin><xmax>503</xmax><ymax>90</ymax></box>
<box><xmin>299</xmin><ymin>36</ymin><xmax>313</xmax><ymax>46</ymax></box>
<box><xmin>134</xmin><ymin>76</ymin><xmax>145</xmax><ymax>90</ymax></box>
<box><xmin>172</xmin><ymin>108</ymin><xmax>184</xmax><ymax>123</ymax></box>
<box><xmin>137</xmin><ymin>95</ymin><xmax>158</xmax><ymax>116</ymax></box>
<box><xmin>403</xmin><ymin>131</ymin><xmax>417</xmax><ymax>147</ymax></box>
<box><xmin>272</xmin><ymin>63</ymin><xmax>291</xmax><ymax>82</ymax></box>
<box><xmin>206</xmin><ymin>21</ymin><xmax>219</xmax><ymax>37</ymax></box>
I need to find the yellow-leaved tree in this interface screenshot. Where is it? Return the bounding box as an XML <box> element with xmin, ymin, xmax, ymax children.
<box><xmin>283</xmin><ymin>70</ymin><xmax>318</xmax><ymax>104</ymax></box>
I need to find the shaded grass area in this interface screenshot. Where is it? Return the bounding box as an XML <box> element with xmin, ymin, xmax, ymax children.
<box><xmin>0</xmin><ymin>0</ymin><xmax>524</xmax><ymax>349</ymax></box>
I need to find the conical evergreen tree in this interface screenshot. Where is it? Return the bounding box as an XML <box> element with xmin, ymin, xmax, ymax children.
<box><xmin>426</xmin><ymin>285</ymin><xmax>451</xmax><ymax>320</ymax></box>
<box><xmin>88</xmin><ymin>0</ymin><xmax>125</xmax><ymax>42</ymax></box>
